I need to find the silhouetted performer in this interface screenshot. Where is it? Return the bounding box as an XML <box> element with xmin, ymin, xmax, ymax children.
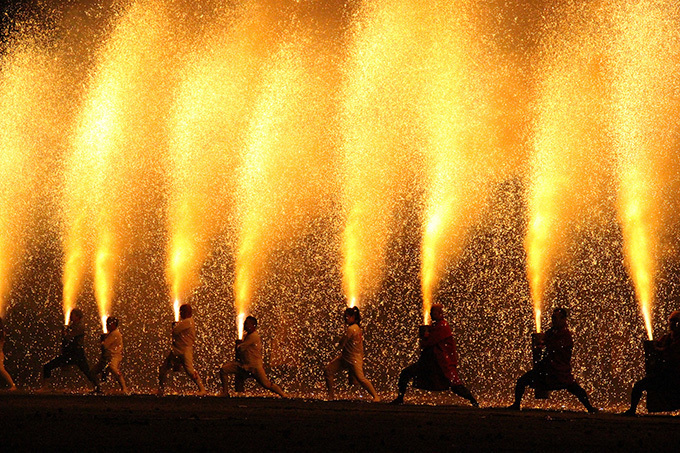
<box><xmin>391</xmin><ymin>303</ymin><xmax>477</xmax><ymax>406</ymax></box>
<box><xmin>325</xmin><ymin>306</ymin><xmax>380</xmax><ymax>402</ymax></box>
<box><xmin>0</xmin><ymin>317</ymin><xmax>17</xmax><ymax>391</ymax></box>
<box><xmin>158</xmin><ymin>304</ymin><xmax>206</xmax><ymax>396</ymax></box>
<box><xmin>91</xmin><ymin>316</ymin><xmax>128</xmax><ymax>394</ymax></box>
<box><xmin>40</xmin><ymin>308</ymin><xmax>98</xmax><ymax>392</ymax></box>
<box><xmin>219</xmin><ymin>315</ymin><xmax>287</xmax><ymax>398</ymax></box>
<box><xmin>509</xmin><ymin>307</ymin><xmax>596</xmax><ymax>413</ymax></box>
<box><xmin>624</xmin><ymin>310</ymin><xmax>680</xmax><ymax>415</ymax></box>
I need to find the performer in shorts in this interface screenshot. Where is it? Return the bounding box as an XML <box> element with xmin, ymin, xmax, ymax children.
<box><xmin>91</xmin><ymin>316</ymin><xmax>128</xmax><ymax>394</ymax></box>
<box><xmin>158</xmin><ymin>304</ymin><xmax>206</xmax><ymax>396</ymax></box>
<box><xmin>219</xmin><ymin>315</ymin><xmax>287</xmax><ymax>398</ymax></box>
<box><xmin>325</xmin><ymin>306</ymin><xmax>380</xmax><ymax>402</ymax></box>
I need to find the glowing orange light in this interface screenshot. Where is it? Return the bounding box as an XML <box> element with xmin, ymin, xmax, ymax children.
<box><xmin>236</xmin><ymin>312</ymin><xmax>246</xmax><ymax>340</ymax></box>
<box><xmin>173</xmin><ymin>298</ymin><xmax>181</xmax><ymax>323</ymax></box>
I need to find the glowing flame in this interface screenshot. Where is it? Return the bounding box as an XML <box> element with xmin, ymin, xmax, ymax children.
<box><xmin>234</xmin><ymin>26</ymin><xmax>333</xmax><ymax>337</ymax></box>
<box><xmin>101</xmin><ymin>314</ymin><xmax>108</xmax><ymax>334</ymax></box>
<box><xmin>62</xmin><ymin>246</ymin><xmax>84</xmax><ymax>325</ymax></box>
<box><xmin>420</xmin><ymin>210</ymin><xmax>442</xmax><ymax>322</ymax></box>
<box><xmin>347</xmin><ymin>297</ymin><xmax>357</xmax><ymax>309</ymax></box>
<box><xmin>173</xmin><ymin>298</ymin><xmax>181</xmax><ymax>323</ymax></box>
<box><xmin>611</xmin><ymin>2</ymin><xmax>678</xmax><ymax>341</ymax></box>
<box><xmin>423</xmin><ymin>309</ymin><xmax>431</xmax><ymax>326</ymax></box>
<box><xmin>340</xmin><ymin>1</ymin><xmax>422</xmax><ymax>310</ymax></box>
<box><xmin>526</xmin><ymin>210</ymin><xmax>551</xmax><ymax>333</ymax></box>
<box><xmin>94</xmin><ymin>234</ymin><xmax>113</xmax><ymax>334</ymax></box>
<box><xmin>64</xmin><ymin>0</ymin><xmax>175</xmax><ymax>332</ymax></box>
<box><xmin>167</xmin><ymin>243</ymin><xmax>188</xmax><ymax>308</ymax></box>
<box><xmin>526</xmin><ymin>3</ymin><xmax>611</xmax><ymax>334</ymax></box>
<box><xmin>0</xmin><ymin>38</ymin><xmax>55</xmax><ymax>317</ymax></box>
<box><xmin>341</xmin><ymin>213</ymin><xmax>360</xmax><ymax>306</ymax></box>
<box><xmin>236</xmin><ymin>312</ymin><xmax>246</xmax><ymax>340</ymax></box>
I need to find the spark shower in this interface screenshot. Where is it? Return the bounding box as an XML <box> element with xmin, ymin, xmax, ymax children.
<box><xmin>1</xmin><ymin>0</ymin><xmax>680</xmax><ymax>407</ymax></box>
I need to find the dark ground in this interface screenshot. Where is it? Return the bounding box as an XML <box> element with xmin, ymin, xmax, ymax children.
<box><xmin>1</xmin><ymin>392</ymin><xmax>679</xmax><ymax>452</ymax></box>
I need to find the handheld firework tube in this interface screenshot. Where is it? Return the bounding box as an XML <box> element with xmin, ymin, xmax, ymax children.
<box><xmin>419</xmin><ymin>325</ymin><xmax>429</xmax><ymax>339</ymax></box>
<box><xmin>642</xmin><ymin>340</ymin><xmax>680</xmax><ymax>412</ymax></box>
<box><xmin>531</xmin><ymin>332</ymin><xmax>549</xmax><ymax>399</ymax></box>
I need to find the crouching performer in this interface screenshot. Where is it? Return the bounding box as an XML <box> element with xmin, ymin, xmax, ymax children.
<box><xmin>391</xmin><ymin>303</ymin><xmax>478</xmax><ymax>407</ymax></box>
<box><xmin>158</xmin><ymin>304</ymin><xmax>206</xmax><ymax>396</ymax></box>
<box><xmin>624</xmin><ymin>310</ymin><xmax>680</xmax><ymax>415</ymax></box>
<box><xmin>219</xmin><ymin>315</ymin><xmax>287</xmax><ymax>398</ymax></box>
<box><xmin>40</xmin><ymin>308</ymin><xmax>98</xmax><ymax>392</ymax></box>
<box><xmin>509</xmin><ymin>307</ymin><xmax>596</xmax><ymax>413</ymax></box>
<box><xmin>91</xmin><ymin>316</ymin><xmax>128</xmax><ymax>394</ymax></box>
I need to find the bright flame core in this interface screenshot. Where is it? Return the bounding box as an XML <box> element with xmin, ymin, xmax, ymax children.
<box><xmin>94</xmin><ymin>236</ymin><xmax>113</xmax><ymax>336</ymax></box>
<box><xmin>610</xmin><ymin>2</ymin><xmax>678</xmax><ymax>341</ymax></box>
<box><xmin>237</xmin><ymin>312</ymin><xmax>246</xmax><ymax>340</ymax></box>
<box><xmin>173</xmin><ymin>298</ymin><xmax>180</xmax><ymax>323</ymax></box>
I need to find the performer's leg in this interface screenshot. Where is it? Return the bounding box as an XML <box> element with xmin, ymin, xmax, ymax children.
<box><xmin>624</xmin><ymin>377</ymin><xmax>649</xmax><ymax>415</ymax></box>
<box><xmin>108</xmin><ymin>358</ymin><xmax>128</xmax><ymax>393</ymax></box>
<box><xmin>219</xmin><ymin>362</ymin><xmax>241</xmax><ymax>395</ymax></box>
<box><xmin>73</xmin><ymin>351</ymin><xmax>98</xmax><ymax>390</ymax></box>
<box><xmin>43</xmin><ymin>355</ymin><xmax>67</xmax><ymax>379</ymax></box>
<box><xmin>181</xmin><ymin>353</ymin><xmax>206</xmax><ymax>395</ymax></box>
<box><xmin>158</xmin><ymin>353</ymin><xmax>172</xmax><ymax>395</ymax></box>
<box><xmin>251</xmin><ymin>366</ymin><xmax>288</xmax><ymax>398</ymax></box>
<box><xmin>90</xmin><ymin>359</ymin><xmax>104</xmax><ymax>390</ymax></box>
<box><xmin>509</xmin><ymin>369</ymin><xmax>535</xmax><ymax>409</ymax></box>
<box><xmin>391</xmin><ymin>363</ymin><xmax>421</xmax><ymax>404</ymax></box>
<box><xmin>451</xmin><ymin>384</ymin><xmax>479</xmax><ymax>407</ymax></box>
<box><xmin>0</xmin><ymin>353</ymin><xmax>16</xmax><ymax>390</ymax></box>
<box><xmin>565</xmin><ymin>382</ymin><xmax>597</xmax><ymax>413</ymax></box>
<box><xmin>40</xmin><ymin>355</ymin><xmax>68</xmax><ymax>390</ymax></box>
<box><xmin>324</xmin><ymin>356</ymin><xmax>343</xmax><ymax>399</ymax></box>
<box><xmin>349</xmin><ymin>361</ymin><xmax>380</xmax><ymax>402</ymax></box>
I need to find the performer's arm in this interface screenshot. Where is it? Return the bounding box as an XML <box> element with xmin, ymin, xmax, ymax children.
<box><xmin>237</xmin><ymin>333</ymin><xmax>257</xmax><ymax>351</ymax></box>
<box><xmin>421</xmin><ymin>324</ymin><xmax>452</xmax><ymax>347</ymax></box>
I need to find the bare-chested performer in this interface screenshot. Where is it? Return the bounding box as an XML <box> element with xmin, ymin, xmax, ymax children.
<box><xmin>158</xmin><ymin>304</ymin><xmax>206</xmax><ymax>396</ymax></box>
<box><xmin>219</xmin><ymin>315</ymin><xmax>287</xmax><ymax>398</ymax></box>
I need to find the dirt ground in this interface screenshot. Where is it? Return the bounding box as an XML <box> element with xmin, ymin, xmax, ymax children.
<box><xmin>1</xmin><ymin>392</ymin><xmax>679</xmax><ymax>452</ymax></box>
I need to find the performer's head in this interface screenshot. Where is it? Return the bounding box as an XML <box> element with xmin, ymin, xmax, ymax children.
<box><xmin>344</xmin><ymin>306</ymin><xmax>361</xmax><ymax>326</ymax></box>
<box><xmin>244</xmin><ymin>316</ymin><xmax>257</xmax><ymax>334</ymax></box>
<box><xmin>551</xmin><ymin>307</ymin><xmax>568</xmax><ymax>329</ymax></box>
<box><xmin>669</xmin><ymin>310</ymin><xmax>680</xmax><ymax>334</ymax></box>
<box><xmin>69</xmin><ymin>308</ymin><xmax>83</xmax><ymax>324</ymax></box>
<box><xmin>106</xmin><ymin>316</ymin><xmax>119</xmax><ymax>332</ymax></box>
<box><xmin>430</xmin><ymin>304</ymin><xmax>444</xmax><ymax>323</ymax></box>
<box><xmin>179</xmin><ymin>304</ymin><xmax>192</xmax><ymax>320</ymax></box>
